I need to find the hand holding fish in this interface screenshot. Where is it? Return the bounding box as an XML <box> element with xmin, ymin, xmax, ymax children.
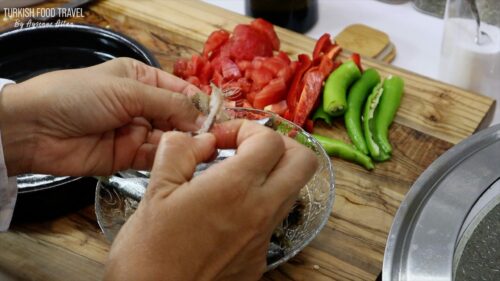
<box><xmin>105</xmin><ymin>120</ymin><xmax>318</xmax><ymax>281</ymax></box>
<box><xmin>0</xmin><ymin>58</ymin><xmax>203</xmax><ymax>176</ymax></box>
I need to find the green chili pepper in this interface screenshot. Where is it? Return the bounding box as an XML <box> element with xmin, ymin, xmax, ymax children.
<box><xmin>344</xmin><ymin>68</ymin><xmax>381</xmax><ymax>155</ymax></box>
<box><xmin>312</xmin><ymin>105</ymin><xmax>332</xmax><ymax>126</ymax></box>
<box><xmin>323</xmin><ymin>60</ymin><xmax>361</xmax><ymax>116</ymax></box>
<box><xmin>363</xmin><ymin>82</ymin><xmax>390</xmax><ymax>161</ymax></box>
<box><xmin>276</xmin><ymin>122</ymin><xmax>313</xmax><ymax>149</ymax></box>
<box><xmin>313</xmin><ymin>134</ymin><xmax>374</xmax><ymax>170</ymax></box>
<box><xmin>374</xmin><ymin>75</ymin><xmax>404</xmax><ymax>155</ymax></box>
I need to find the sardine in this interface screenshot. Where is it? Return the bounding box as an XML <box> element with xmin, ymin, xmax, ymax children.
<box><xmin>98</xmin><ymin>175</ymin><xmax>148</xmax><ymax>201</ymax></box>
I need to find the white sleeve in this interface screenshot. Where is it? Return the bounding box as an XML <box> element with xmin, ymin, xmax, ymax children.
<box><xmin>0</xmin><ymin>78</ymin><xmax>18</xmax><ymax>232</ymax></box>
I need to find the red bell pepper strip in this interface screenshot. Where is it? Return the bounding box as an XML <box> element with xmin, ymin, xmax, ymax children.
<box><xmin>312</xmin><ymin>33</ymin><xmax>333</xmax><ymax>60</ymax></box>
<box><xmin>293</xmin><ymin>68</ymin><xmax>324</xmax><ymax>126</ymax></box>
<box><xmin>286</xmin><ymin>54</ymin><xmax>312</xmax><ymax>116</ymax></box>
<box><xmin>351</xmin><ymin>53</ymin><xmax>363</xmax><ymax>72</ymax></box>
<box><xmin>304</xmin><ymin>119</ymin><xmax>314</xmax><ymax>133</ymax></box>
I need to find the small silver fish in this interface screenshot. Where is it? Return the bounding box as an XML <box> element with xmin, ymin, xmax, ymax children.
<box><xmin>99</xmin><ymin>175</ymin><xmax>148</xmax><ymax>201</ymax></box>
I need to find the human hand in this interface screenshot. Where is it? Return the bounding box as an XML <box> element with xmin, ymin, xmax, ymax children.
<box><xmin>104</xmin><ymin>120</ymin><xmax>318</xmax><ymax>281</ymax></box>
<box><xmin>0</xmin><ymin>58</ymin><xmax>203</xmax><ymax>176</ymax></box>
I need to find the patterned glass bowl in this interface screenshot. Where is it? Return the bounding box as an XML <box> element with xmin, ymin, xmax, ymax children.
<box><xmin>95</xmin><ymin>107</ymin><xmax>335</xmax><ymax>270</ymax></box>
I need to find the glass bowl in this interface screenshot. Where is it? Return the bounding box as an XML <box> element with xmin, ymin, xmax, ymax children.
<box><xmin>95</xmin><ymin>107</ymin><xmax>335</xmax><ymax>271</ymax></box>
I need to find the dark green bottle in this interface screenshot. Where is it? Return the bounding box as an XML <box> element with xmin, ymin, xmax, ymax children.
<box><xmin>245</xmin><ymin>0</ymin><xmax>318</xmax><ymax>33</ymax></box>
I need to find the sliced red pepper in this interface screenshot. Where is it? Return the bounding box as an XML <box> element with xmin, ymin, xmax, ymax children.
<box><xmin>312</xmin><ymin>33</ymin><xmax>333</xmax><ymax>60</ymax></box>
<box><xmin>351</xmin><ymin>53</ymin><xmax>363</xmax><ymax>72</ymax></box>
<box><xmin>304</xmin><ymin>119</ymin><xmax>314</xmax><ymax>133</ymax></box>
<box><xmin>318</xmin><ymin>55</ymin><xmax>334</xmax><ymax>79</ymax></box>
<box><xmin>286</xmin><ymin>54</ymin><xmax>312</xmax><ymax>116</ymax></box>
<box><xmin>293</xmin><ymin>68</ymin><xmax>324</xmax><ymax>127</ymax></box>
<box><xmin>326</xmin><ymin>45</ymin><xmax>342</xmax><ymax>60</ymax></box>
<box><xmin>283</xmin><ymin>109</ymin><xmax>293</xmax><ymax>121</ymax></box>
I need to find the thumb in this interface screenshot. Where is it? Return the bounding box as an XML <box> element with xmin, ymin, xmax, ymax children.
<box><xmin>147</xmin><ymin>132</ymin><xmax>216</xmax><ymax>199</ymax></box>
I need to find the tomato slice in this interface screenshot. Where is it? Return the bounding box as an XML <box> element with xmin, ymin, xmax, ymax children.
<box><xmin>198</xmin><ymin>61</ymin><xmax>213</xmax><ymax>85</ymax></box>
<box><xmin>293</xmin><ymin>69</ymin><xmax>323</xmax><ymax>126</ymax></box>
<box><xmin>173</xmin><ymin>58</ymin><xmax>188</xmax><ymax>79</ymax></box>
<box><xmin>230</xmin><ymin>24</ymin><xmax>273</xmax><ymax>61</ymax></box>
<box><xmin>203</xmin><ymin>30</ymin><xmax>230</xmax><ymax>58</ymax></box>
<box><xmin>253</xmin><ymin>77</ymin><xmax>287</xmax><ymax>109</ymax></box>
<box><xmin>261</xmin><ymin>56</ymin><xmax>287</xmax><ymax>76</ymax></box>
<box><xmin>250</xmin><ymin>18</ymin><xmax>280</xmax><ymax>51</ymax></box>
<box><xmin>248</xmin><ymin>67</ymin><xmax>274</xmax><ymax>90</ymax></box>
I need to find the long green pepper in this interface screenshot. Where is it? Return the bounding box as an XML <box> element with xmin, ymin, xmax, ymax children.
<box><xmin>313</xmin><ymin>134</ymin><xmax>374</xmax><ymax>170</ymax></box>
<box><xmin>322</xmin><ymin>61</ymin><xmax>361</xmax><ymax>116</ymax></box>
<box><xmin>344</xmin><ymin>68</ymin><xmax>381</xmax><ymax>155</ymax></box>
<box><xmin>374</xmin><ymin>76</ymin><xmax>405</xmax><ymax>154</ymax></box>
<box><xmin>363</xmin><ymin>82</ymin><xmax>390</xmax><ymax>161</ymax></box>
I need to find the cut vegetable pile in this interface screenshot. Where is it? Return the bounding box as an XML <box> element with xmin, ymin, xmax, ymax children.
<box><xmin>174</xmin><ymin>18</ymin><xmax>404</xmax><ymax>170</ymax></box>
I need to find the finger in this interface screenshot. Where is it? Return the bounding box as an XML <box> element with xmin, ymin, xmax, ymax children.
<box><xmin>112</xmin><ymin>121</ymin><xmax>151</xmax><ymax>172</ymax></box>
<box><xmin>209</xmin><ymin>120</ymin><xmax>285</xmax><ymax>185</ymax></box>
<box><xmin>97</xmin><ymin>58</ymin><xmax>202</xmax><ymax>97</ymax></box>
<box><xmin>264</xmin><ymin>136</ymin><xmax>318</xmax><ymax>204</ymax></box>
<box><xmin>117</xmin><ymin>79</ymin><xmax>204</xmax><ymax>132</ymax></box>
<box><xmin>148</xmin><ymin>132</ymin><xmax>216</xmax><ymax>199</ymax></box>
<box><xmin>131</xmin><ymin>143</ymin><xmax>157</xmax><ymax>171</ymax></box>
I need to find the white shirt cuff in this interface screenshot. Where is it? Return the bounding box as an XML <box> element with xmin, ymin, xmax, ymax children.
<box><xmin>0</xmin><ymin>79</ymin><xmax>17</xmax><ymax>231</ymax></box>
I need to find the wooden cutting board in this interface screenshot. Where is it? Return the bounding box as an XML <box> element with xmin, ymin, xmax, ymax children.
<box><xmin>0</xmin><ymin>1</ymin><xmax>494</xmax><ymax>281</ymax></box>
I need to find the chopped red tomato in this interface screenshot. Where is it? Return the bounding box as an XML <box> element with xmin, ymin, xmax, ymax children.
<box><xmin>264</xmin><ymin>100</ymin><xmax>288</xmax><ymax>116</ymax></box>
<box><xmin>212</xmin><ymin>70</ymin><xmax>223</xmax><ymax>86</ymax></box>
<box><xmin>173</xmin><ymin>19</ymin><xmax>345</xmax><ymax>130</ymax></box>
<box><xmin>248</xmin><ymin>67</ymin><xmax>274</xmax><ymax>90</ymax></box>
<box><xmin>198</xmin><ymin>61</ymin><xmax>213</xmax><ymax>85</ymax></box>
<box><xmin>203</xmin><ymin>30</ymin><xmax>230</xmax><ymax>58</ymax></box>
<box><xmin>253</xmin><ymin>77</ymin><xmax>287</xmax><ymax>109</ymax></box>
<box><xmin>277</xmin><ymin>51</ymin><xmax>291</xmax><ymax>64</ymax></box>
<box><xmin>186</xmin><ymin>76</ymin><xmax>201</xmax><ymax>88</ymax></box>
<box><xmin>250</xmin><ymin>18</ymin><xmax>280</xmax><ymax>51</ymax></box>
<box><xmin>173</xmin><ymin>59</ymin><xmax>188</xmax><ymax>78</ymax></box>
<box><xmin>261</xmin><ymin>56</ymin><xmax>287</xmax><ymax>75</ymax></box>
<box><xmin>230</xmin><ymin>24</ymin><xmax>273</xmax><ymax>61</ymax></box>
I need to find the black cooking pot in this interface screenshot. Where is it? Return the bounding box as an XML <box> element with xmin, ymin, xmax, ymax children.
<box><xmin>0</xmin><ymin>24</ymin><xmax>160</xmax><ymax>221</ymax></box>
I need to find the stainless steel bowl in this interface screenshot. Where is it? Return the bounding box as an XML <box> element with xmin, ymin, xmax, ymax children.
<box><xmin>383</xmin><ymin>124</ymin><xmax>500</xmax><ymax>281</ymax></box>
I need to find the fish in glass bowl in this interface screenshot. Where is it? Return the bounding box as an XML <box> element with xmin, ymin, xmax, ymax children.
<box><xmin>95</xmin><ymin>107</ymin><xmax>334</xmax><ymax>270</ymax></box>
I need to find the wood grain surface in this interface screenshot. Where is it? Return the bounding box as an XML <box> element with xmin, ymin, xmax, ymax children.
<box><xmin>0</xmin><ymin>1</ymin><xmax>494</xmax><ymax>280</ymax></box>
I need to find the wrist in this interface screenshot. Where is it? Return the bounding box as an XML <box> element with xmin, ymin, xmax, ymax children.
<box><xmin>0</xmin><ymin>83</ymin><xmax>37</xmax><ymax>176</ymax></box>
